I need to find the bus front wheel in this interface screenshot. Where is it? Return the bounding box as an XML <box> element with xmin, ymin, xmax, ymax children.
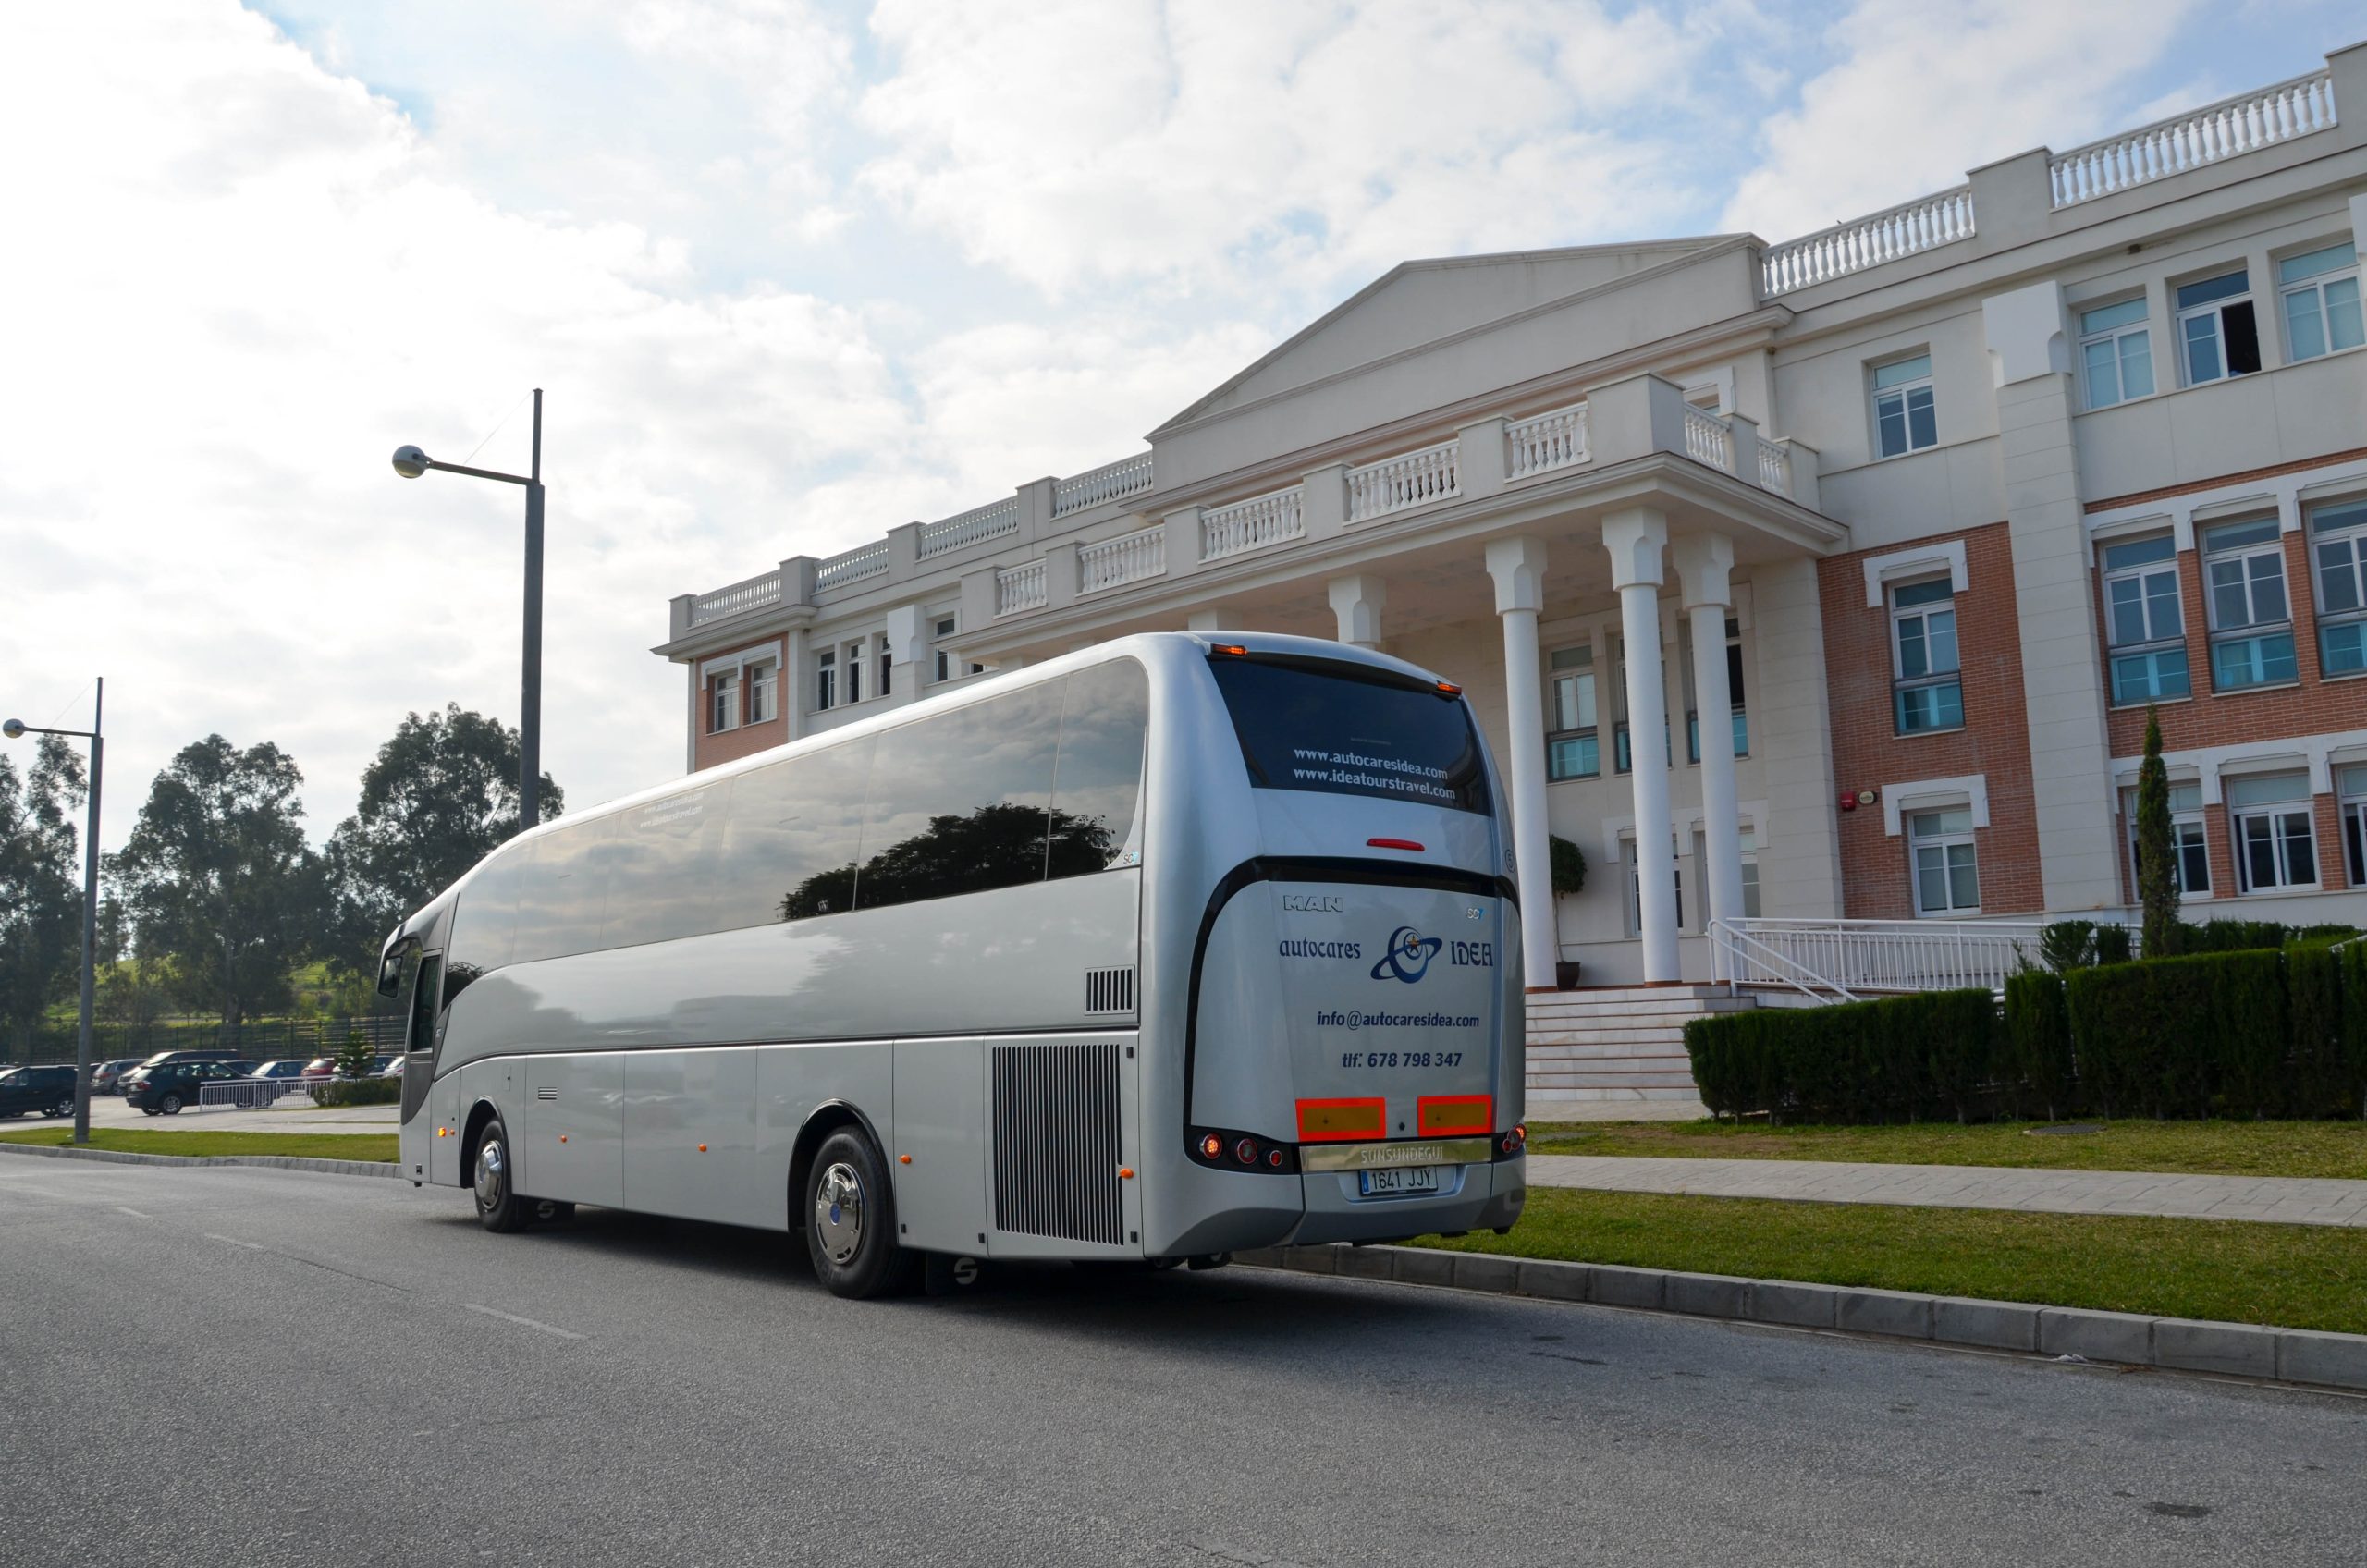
<box><xmin>472</xmin><ymin>1117</ymin><xmax>528</xmax><ymax>1233</ymax></box>
<box><xmin>803</xmin><ymin>1128</ymin><xmax>913</xmax><ymax>1299</ymax></box>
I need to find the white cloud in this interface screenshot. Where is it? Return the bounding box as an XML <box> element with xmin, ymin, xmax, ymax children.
<box><xmin>1720</xmin><ymin>0</ymin><xmax>2207</xmax><ymax>240</ymax></box>
<box><xmin>856</xmin><ymin>0</ymin><xmax>1717</xmax><ymax>300</ymax></box>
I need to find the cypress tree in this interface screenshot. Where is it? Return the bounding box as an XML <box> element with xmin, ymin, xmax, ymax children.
<box><xmin>2136</xmin><ymin>705</ymin><xmax>2179</xmax><ymax>957</ymax></box>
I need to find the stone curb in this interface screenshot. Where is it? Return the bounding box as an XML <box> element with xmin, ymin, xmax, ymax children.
<box><xmin>1233</xmin><ymin>1243</ymin><xmax>2367</xmax><ymax>1395</ymax></box>
<box><xmin>0</xmin><ymin>1142</ymin><xmax>401</xmax><ymax>1181</ymax></box>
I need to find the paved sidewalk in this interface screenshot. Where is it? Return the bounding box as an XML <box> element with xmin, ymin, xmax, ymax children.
<box><xmin>3</xmin><ymin>1096</ymin><xmax>399</xmax><ymax>1136</ymax></box>
<box><xmin>1527</xmin><ymin>1154</ymin><xmax>2367</xmax><ymax>1229</ymax></box>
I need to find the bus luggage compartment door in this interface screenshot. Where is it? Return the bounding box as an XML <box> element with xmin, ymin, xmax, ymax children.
<box><xmin>890</xmin><ymin>1037</ymin><xmax>987</xmax><ymax>1255</ymax></box>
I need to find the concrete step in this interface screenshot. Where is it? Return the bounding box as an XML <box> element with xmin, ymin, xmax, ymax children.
<box><xmin>1527</xmin><ymin>1085</ymin><xmax>1707</xmax><ymax>1103</ymax></box>
<box><xmin>1526</xmin><ymin>994</ymin><xmax>1755</xmax><ymax>1017</ymax></box>
<box><xmin>1527</xmin><ymin>1051</ymin><xmax>1694</xmax><ymax>1071</ymax></box>
<box><xmin>1527</xmin><ymin>1061</ymin><xmax>1696</xmax><ymax>1079</ymax></box>
<box><xmin>1526</xmin><ymin>1026</ymin><xmax>1695</xmax><ymax>1047</ymax></box>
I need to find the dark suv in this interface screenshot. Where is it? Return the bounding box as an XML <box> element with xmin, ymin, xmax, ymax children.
<box><xmin>124</xmin><ymin>1060</ymin><xmax>248</xmax><ymax>1116</ymax></box>
<box><xmin>0</xmin><ymin>1065</ymin><xmax>78</xmax><ymax>1120</ymax></box>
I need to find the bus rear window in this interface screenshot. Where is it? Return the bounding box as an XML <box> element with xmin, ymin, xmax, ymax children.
<box><xmin>1208</xmin><ymin>656</ymin><xmax>1491</xmax><ymax>815</ymax></box>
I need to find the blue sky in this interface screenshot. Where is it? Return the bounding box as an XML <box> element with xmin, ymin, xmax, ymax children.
<box><xmin>2</xmin><ymin>0</ymin><xmax>2361</xmax><ymax>851</ymax></box>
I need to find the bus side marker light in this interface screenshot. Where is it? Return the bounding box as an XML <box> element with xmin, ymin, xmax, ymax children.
<box><xmin>697</xmin><ymin>1144</ymin><xmax>707</xmax><ymax>1153</ymax></box>
<box><xmin>1211</xmin><ymin>643</ymin><xmax>1247</xmax><ymax>656</ymax></box>
<box><xmin>1435</xmin><ymin>680</ymin><xmax>1461</xmax><ymax>696</ymax></box>
<box><xmin>1119</xmin><ymin>1167</ymin><xmax>1134</xmax><ymax>1180</ymax></box>
<box><xmin>558</xmin><ymin>1135</ymin><xmax>567</xmax><ymax>1144</ymax></box>
<box><xmin>900</xmin><ymin>1154</ymin><xmax>912</xmax><ymax>1164</ymax></box>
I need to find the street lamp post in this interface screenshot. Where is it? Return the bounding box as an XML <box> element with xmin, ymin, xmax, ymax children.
<box><xmin>392</xmin><ymin>388</ymin><xmax>546</xmax><ymax>834</ymax></box>
<box><xmin>5</xmin><ymin>679</ymin><xmax>104</xmax><ymax>1144</ymax></box>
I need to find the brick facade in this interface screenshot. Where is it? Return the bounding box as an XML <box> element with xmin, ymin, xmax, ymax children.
<box><xmin>1819</xmin><ymin>521</ymin><xmax>2043</xmax><ymax>918</ymax></box>
<box><xmin>688</xmin><ymin>635</ymin><xmax>789</xmax><ymax>770</ymax></box>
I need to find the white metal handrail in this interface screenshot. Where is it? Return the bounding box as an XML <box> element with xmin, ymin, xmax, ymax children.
<box><xmin>2050</xmin><ymin>68</ymin><xmax>2336</xmax><ymax>208</ymax></box>
<box><xmin>918</xmin><ymin>497</ymin><xmax>1019</xmax><ymax>558</ymax></box>
<box><xmin>1200</xmin><ymin>486</ymin><xmax>1303</xmax><ymax>560</ymax></box>
<box><xmin>1728</xmin><ymin>917</ymin><xmax>2048</xmax><ymax>997</ymax></box>
<box><xmin>1706</xmin><ymin>918</ymin><xmax>1859</xmax><ymax>1004</ymax></box>
<box><xmin>690</xmin><ymin>570</ymin><xmax>781</xmax><ymax>627</ymax></box>
<box><xmin>1053</xmin><ymin>451</ymin><xmax>1154</xmax><ymax>516</ymax></box>
<box><xmin>1760</xmin><ymin>185</ymin><xmax>1976</xmax><ymax>296</ymax></box>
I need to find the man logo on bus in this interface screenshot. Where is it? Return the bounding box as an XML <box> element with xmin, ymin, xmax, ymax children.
<box><xmin>1371</xmin><ymin>925</ymin><xmax>1443</xmax><ymax>984</ymax></box>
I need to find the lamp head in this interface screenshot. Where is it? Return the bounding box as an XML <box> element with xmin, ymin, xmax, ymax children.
<box><xmin>1</xmin><ymin>720</ymin><xmax>24</xmax><ymax>740</ymax></box>
<box><xmin>391</xmin><ymin>445</ymin><xmax>431</xmax><ymax>479</ymax></box>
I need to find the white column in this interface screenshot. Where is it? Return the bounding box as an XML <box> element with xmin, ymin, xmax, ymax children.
<box><xmin>1604</xmin><ymin>508</ymin><xmax>1679</xmax><ymax>983</ymax></box>
<box><xmin>1327</xmin><ymin>574</ymin><xmax>1386</xmax><ymax>648</ymax></box>
<box><xmin>1483</xmin><ymin>536</ymin><xmax>1558</xmax><ymax>992</ymax></box>
<box><xmin>1674</xmin><ymin>534</ymin><xmax>1744</xmax><ymax>962</ymax></box>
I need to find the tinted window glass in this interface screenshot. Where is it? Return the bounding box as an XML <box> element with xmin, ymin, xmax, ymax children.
<box><xmin>714</xmin><ymin>736</ymin><xmax>876</xmax><ymax>928</ymax></box>
<box><xmin>1049</xmin><ymin>660</ymin><xmax>1149</xmax><ymax>881</ymax></box>
<box><xmin>597</xmin><ymin>783</ymin><xmax>730</xmax><ymax>949</ymax></box>
<box><xmin>853</xmin><ymin>682</ymin><xmax>1063</xmax><ymax>912</ymax></box>
<box><xmin>447</xmin><ymin>849</ymin><xmax>522</xmax><ymax>992</ymax></box>
<box><xmin>1208</xmin><ymin>655</ymin><xmax>1491</xmax><ymax>815</ymax></box>
<box><xmin>510</xmin><ymin>815</ymin><xmax>619</xmax><ymax>965</ymax></box>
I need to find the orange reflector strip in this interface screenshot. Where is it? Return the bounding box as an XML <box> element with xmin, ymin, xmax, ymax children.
<box><xmin>1296</xmin><ymin>1097</ymin><xmax>1387</xmax><ymax>1143</ymax></box>
<box><xmin>1417</xmin><ymin>1094</ymin><xmax>1492</xmax><ymax>1137</ymax></box>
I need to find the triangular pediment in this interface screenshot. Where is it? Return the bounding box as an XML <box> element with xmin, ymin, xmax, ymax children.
<box><xmin>1157</xmin><ymin>239</ymin><xmax>1739</xmax><ymax>433</ymax></box>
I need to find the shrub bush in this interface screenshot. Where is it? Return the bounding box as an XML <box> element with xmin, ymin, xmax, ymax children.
<box><xmin>2065</xmin><ymin>949</ymin><xmax>2286</xmax><ymax>1117</ymax></box>
<box><xmin>1684</xmin><ymin>989</ymin><xmax>1998</xmax><ymax>1123</ymax></box>
<box><xmin>2286</xmin><ymin>940</ymin><xmax>2348</xmax><ymax>1118</ymax></box>
<box><xmin>2091</xmin><ymin>924</ymin><xmax>2133</xmax><ymax>965</ymax></box>
<box><xmin>311</xmin><ymin>1077</ymin><xmax>400</xmax><ymax>1108</ymax></box>
<box><xmin>2003</xmin><ymin>971</ymin><xmax>2074</xmax><ymax>1119</ymax></box>
<box><xmin>2039</xmin><ymin>921</ymin><xmax>2096</xmax><ymax>973</ymax></box>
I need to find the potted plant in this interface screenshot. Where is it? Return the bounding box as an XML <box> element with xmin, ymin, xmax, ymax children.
<box><xmin>1549</xmin><ymin>835</ymin><xmax>1587</xmax><ymax>989</ymax></box>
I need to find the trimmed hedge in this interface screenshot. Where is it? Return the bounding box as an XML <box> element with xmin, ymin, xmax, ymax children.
<box><xmin>2066</xmin><ymin>949</ymin><xmax>2286</xmax><ymax>1118</ymax></box>
<box><xmin>2002</xmin><ymin>971</ymin><xmax>2072</xmax><ymax>1120</ymax></box>
<box><xmin>311</xmin><ymin>1077</ymin><xmax>401</xmax><ymax>1108</ymax></box>
<box><xmin>1685</xmin><ymin>989</ymin><xmax>1999</xmax><ymax>1123</ymax></box>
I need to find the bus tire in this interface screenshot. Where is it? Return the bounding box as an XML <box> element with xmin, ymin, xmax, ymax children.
<box><xmin>472</xmin><ymin>1117</ymin><xmax>528</xmax><ymax>1233</ymax></box>
<box><xmin>803</xmin><ymin>1128</ymin><xmax>912</xmax><ymax>1299</ymax></box>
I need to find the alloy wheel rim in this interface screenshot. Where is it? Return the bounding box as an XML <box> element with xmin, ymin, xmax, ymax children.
<box><xmin>813</xmin><ymin>1161</ymin><xmax>865</xmax><ymax>1266</ymax></box>
<box><xmin>475</xmin><ymin>1140</ymin><xmax>507</xmax><ymax>1210</ymax></box>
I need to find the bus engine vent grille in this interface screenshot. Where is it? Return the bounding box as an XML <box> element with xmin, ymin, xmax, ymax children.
<box><xmin>991</xmin><ymin>1042</ymin><xmax>1124</xmax><ymax>1246</ymax></box>
<box><xmin>1083</xmin><ymin>965</ymin><xmax>1136</xmax><ymax>1015</ymax></box>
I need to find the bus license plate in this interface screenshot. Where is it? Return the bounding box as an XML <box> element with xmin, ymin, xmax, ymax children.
<box><xmin>1358</xmin><ymin>1166</ymin><xmax>1441</xmax><ymax>1197</ymax></box>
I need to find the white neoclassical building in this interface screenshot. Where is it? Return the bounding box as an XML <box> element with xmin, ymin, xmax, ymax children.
<box><xmin>659</xmin><ymin>45</ymin><xmax>2367</xmax><ymax>1110</ymax></box>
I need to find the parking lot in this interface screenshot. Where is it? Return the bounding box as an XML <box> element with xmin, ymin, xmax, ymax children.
<box><xmin>1</xmin><ymin>1084</ymin><xmax>398</xmax><ymax>1135</ymax></box>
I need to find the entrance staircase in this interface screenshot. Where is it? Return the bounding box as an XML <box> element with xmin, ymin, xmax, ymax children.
<box><xmin>1524</xmin><ymin>985</ymin><xmax>1758</xmax><ymax>1121</ymax></box>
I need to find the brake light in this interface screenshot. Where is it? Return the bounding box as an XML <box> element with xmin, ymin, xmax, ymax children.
<box><xmin>1500</xmin><ymin>1122</ymin><xmax>1528</xmax><ymax>1156</ymax></box>
<box><xmin>1367</xmin><ymin>838</ymin><xmax>1425</xmax><ymax>852</ymax></box>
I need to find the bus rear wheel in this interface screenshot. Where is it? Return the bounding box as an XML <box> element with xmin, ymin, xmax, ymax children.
<box><xmin>803</xmin><ymin>1128</ymin><xmax>913</xmax><ymax>1299</ymax></box>
<box><xmin>472</xmin><ymin>1117</ymin><xmax>528</xmax><ymax>1233</ymax></box>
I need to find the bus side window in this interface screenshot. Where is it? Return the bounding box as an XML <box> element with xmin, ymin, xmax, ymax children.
<box><xmin>444</xmin><ymin>851</ymin><xmax>521</xmax><ymax>1005</ymax></box>
<box><xmin>1049</xmin><ymin>660</ymin><xmax>1148</xmax><ymax>878</ymax></box>
<box><xmin>408</xmin><ymin>954</ymin><xmax>444</xmax><ymax>1054</ymax></box>
<box><xmin>598</xmin><ymin>783</ymin><xmax>731</xmax><ymax>949</ymax></box>
<box><xmin>714</xmin><ymin>736</ymin><xmax>876</xmax><ymax>928</ymax></box>
<box><xmin>511</xmin><ymin>815</ymin><xmax>619</xmax><ymax>965</ymax></box>
<box><xmin>854</xmin><ymin>681</ymin><xmax>1063</xmax><ymax>910</ymax></box>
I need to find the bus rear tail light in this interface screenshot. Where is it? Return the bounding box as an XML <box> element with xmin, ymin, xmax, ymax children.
<box><xmin>1500</xmin><ymin>1123</ymin><xmax>1527</xmax><ymax>1156</ymax></box>
<box><xmin>1186</xmin><ymin>1126</ymin><xmax>1299</xmax><ymax>1174</ymax></box>
<box><xmin>1296</xmin><ymin>1097</ymin><xmax>1386</xmax><ymax>1143</ymax></box>
<box><xmin>1417</xmin><ymin>1094</ymin><xmax>1492</xmax><ymax>1137</ymax></box>
<box><xmin>1199</xmin><ymin>1133</ymin><xmax>1223</xmax><ymax>1160</ymax></box>
<box><xmin>1233</xmin><ymin>1138</ymin><xmax>1259</xmax><ymax>1166</ymax></box>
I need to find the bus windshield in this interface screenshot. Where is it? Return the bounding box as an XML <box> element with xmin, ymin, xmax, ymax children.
<box><xmin>1208</xmin><ymin>655</ymin><xmax>1490</xmax><ymax>815</ymax></box>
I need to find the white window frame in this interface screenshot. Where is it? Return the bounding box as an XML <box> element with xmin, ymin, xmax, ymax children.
<box><xmin>2227</xmin><ymin>772</ymin><xmax>2318</xmax><ymax>893</ymax></box>
<box><xmin>2175</xmin><ymin>268</ymin><xmax>2260</xmax><ymax>386</ymax></box>
<box><xmin>1907</xmin><ymin>806</ymin><xmax>1980</xmax><ymax>917</ymax></box>
<box><xmin>2339</xmin><ymin>765</ymin><xmax>2367</xmax><ymax>888</ymax></box>
<box><xmin>1889</xmin><ymin>576</ymin><xmax>1963</xmax><ymax>735</ymax></box>
<box><xmin>2201</xmin><ymin>517</ymin><xmax>2295</xmax><ymax>692</ymax></box>
<box><xmin>1545</xmin><ymin>643</ymin><xmax>1600</xmax><ymax>781</ymax></box>
<box><xmin>708</xmin><ymin>668</ymin><xmax>740</xmax><ymax>734</ymax></box>
<box><xmin>845</xmin><ymin>639</ymin><xmax>865</xmax><ymax>704</ymax></box>
<box><xmin>2309</xmin><ymin>498</ymin><xmax>2367</xmax><ymax>680</ymax></box>
<box><xmin>2278</xmin><ymin>240</ymin><xmax>2362</xmax><ymax>362</ymax></box>
<box><xmin>745</xmin><ymin>657</ymin><xmax>777</xmax><ymax>725</ymax></box>
<box><xmin>1621</xmin><ymin>835</ymin><xmax>1683</xmax><ymax>939</ymax></box>
<box><xmin>2079</xmin><ymin>296</ymin><xmax>2155</xmax><ymax>409</ymax></box>
<box><xmin>2123</xmin><ymin>781</ymin><xmax>2211</xmax><ymax>900</ymax></box>
<box><xmin>933</xmin><ymin>615</ymin><xmax>958</xmax><ymax>682</ymax></box>
<box><xmin>1870</xmin><ymin>351</ymin><xmax>1936</xmax><ymax>459</ymax></box>
<box><xmin>2099</xmin><ymin>533</ymin><xmax>2188</xmax><ymax>706</ymax></box>
<box><xmin>815</xmin><ymin>649</ymin><xmax>836</xmax><ymax>712</ymax></box>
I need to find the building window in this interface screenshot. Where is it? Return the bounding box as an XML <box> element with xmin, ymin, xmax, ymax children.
<box><xmin>933</xmin><ymin>616</ymin><xmax>957</xmax><ymax>682</ymax></box>
<box><xmin>746</xmin><ymin>658</ymin><xmax>778</xmax><ymax>724</ymax></box>
<box><xmin>708</xmin><ymin>668</ymin><xmax>740</xmax><ymax>734</ymax></box>
<box><xmin>816</xmin><ymin>650</ymin><xmax>835</xmax><ymax>711</ymax></box>
<box><xmin>2201</xmin><ymin>517</ymin><xmax>2295</xmax><ymax>691</ymax></box>
<box><xmin>1623</xmin><ymin>838</ymin><xmax>1683</xmax><ymax>938</ymax></box>
<box><xmin>1890</xmin><ymin>577</ymin><xmax>1963</xmax><ymax>733</ymax></box>
<box><xmin>1545</xmin><ymin>645</ymin><xmax>1599</xmax><ymax>780</ymax></box>
<box><xmin>2079</xmin><ymin>297</ymin><xmax>2154</xmax><ymax>410</ymax></box>
<box><xmin>846</xmin><ymin>640</ymin><xmax>865</xmax><ymax>704</ymax></box>
<box><xmin>2339</xmin><ymin>766</ymin><xmax>2367</xmax><ymax>887</ymax></box>
<box><xmin>1686</xmin><ymin>827</ymin><xmax>1762</xmax><ymax>931</ymax></box>
<box><xmin>1907</xmin><ymin>807</ymin><xmax>1979</xmax><ymax>916</ymax></box>
<box><xmin>2280</xmin><ymin>240</ymin><xmax>2362</xmax><ymax>361</ymax></box>
<box><xmin>1683</xmin><ymin>619</ymin><xmax>1749</xmax><ymax>762</ymax></box>
<box><xmin>2227</xmin><ymin>771</ymin><xmax>2316</xmax><ymax>891</ymax></box>
<box><xmin>1870</xmin><ymin>352</ymin><xmax>1936</xmax><ymax>459</ymax></box>
<box><xmin>2176</xmin><ymin>269</ymin><xmax>2261</xmax><ymax>386</ymax></box>
<box><xmin>2124</xmin><ymin>781</ymin><xmax>2210</xmax><ymax>897</ymax></box>
<box><xmin>877</xmin><ymin>633</ymin><xmax>893</xmax><ymax>697</ymax></box>
<box><xmin>2309</xmin><ymin>498</ymin><xmax>2367</xmax><ymax>677</ymax></box>
<box><xmin>2100</xmin><ymin>533</ymin><xmax>2189</xmax><ymax>704</ymax></box>
<box><xmin>1739</xmin><ymin>827</ymin><xmax>1761</xmax><ymax>919</ymax></box>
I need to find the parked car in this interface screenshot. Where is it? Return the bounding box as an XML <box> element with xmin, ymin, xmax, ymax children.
<box><xmin>136</xmin><ymin>1049</ymin><xmax>243</xmax><ymax>1069</ymax></box>
<box><xmin>124</xmin><ymin>1060</ymin><xmax>250</xmax><ymax>1116</ymax></box>
<box><xmin>0</xmin><ymin>1065</ymin><xmax>77</xmax><ymax>1120</ymax></box>
<box><xmin>374</xmin><ymin>1054</ymin><xmax>409</xmax><ymax>1079</ymax></box>
<box><xmin>248</xmin><ymin>1060</ymin><xmax>311</xmax><ymax>1081</ymax></box>
<box><xmin>300</xmin><ymin>1058</ymin><xmax>336</xmax><ymax>1080</ymax></box>
<box><xmin>92</xmin><ymin>1058</ymin><xmax>144</xmax><ymax>1095</ymax></box>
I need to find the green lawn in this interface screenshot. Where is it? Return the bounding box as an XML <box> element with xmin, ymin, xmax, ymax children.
<box><xmin>0</xmin><ymin>1128</ymin><xmax>399</xmax><ymax>1163</ymax></box>
<box><xmin>1417</xmin><ymin>1188</ymin><xmax>2367</xmax><ymax>1334</ymax></box>
<box><xmin>1528</xmin><ymin>1118</ymin><xmax>2367</xmax><ymax>1180</ymax></box>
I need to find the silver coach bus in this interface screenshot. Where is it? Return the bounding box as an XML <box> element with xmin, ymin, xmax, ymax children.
<box><xmin>380</xmin><ymin>631</ymin><xmax>1527</xmax><ymax>1297</ymax></box>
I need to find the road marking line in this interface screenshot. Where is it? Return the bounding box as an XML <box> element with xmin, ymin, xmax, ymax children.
<box><xmin>114</xmin><ymin>1206</ymin><xmax>152</xmax><ymax>1219</ymax></box>
<box><xmin>203</xmin><ymin>1232</ymin><xmax>266</xmax><ymax>1250</ymax></box>
<box><xmin>460</xmin><ymin>1302</ymin><xmax>585</xmax><ymax>1341</ymax></box>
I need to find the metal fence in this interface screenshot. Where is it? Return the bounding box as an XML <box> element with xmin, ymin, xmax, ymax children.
<box><xmin>10</xmin><ymin>1013</ymin><xmax>406</xmax><ymax>1068</ymax></box>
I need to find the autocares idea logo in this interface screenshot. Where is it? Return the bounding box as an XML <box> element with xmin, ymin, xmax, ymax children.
<box><xmin>1371</xmin><ymin>925</ymin><xmax>1444</xmax><ymax>984</ymax></box>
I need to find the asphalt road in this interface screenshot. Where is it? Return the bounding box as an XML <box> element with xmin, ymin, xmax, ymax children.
<box><xmin>3</xmin><ymin>1159</ymin><xmax>2360</xmax><ymax>1567</ymax></box>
